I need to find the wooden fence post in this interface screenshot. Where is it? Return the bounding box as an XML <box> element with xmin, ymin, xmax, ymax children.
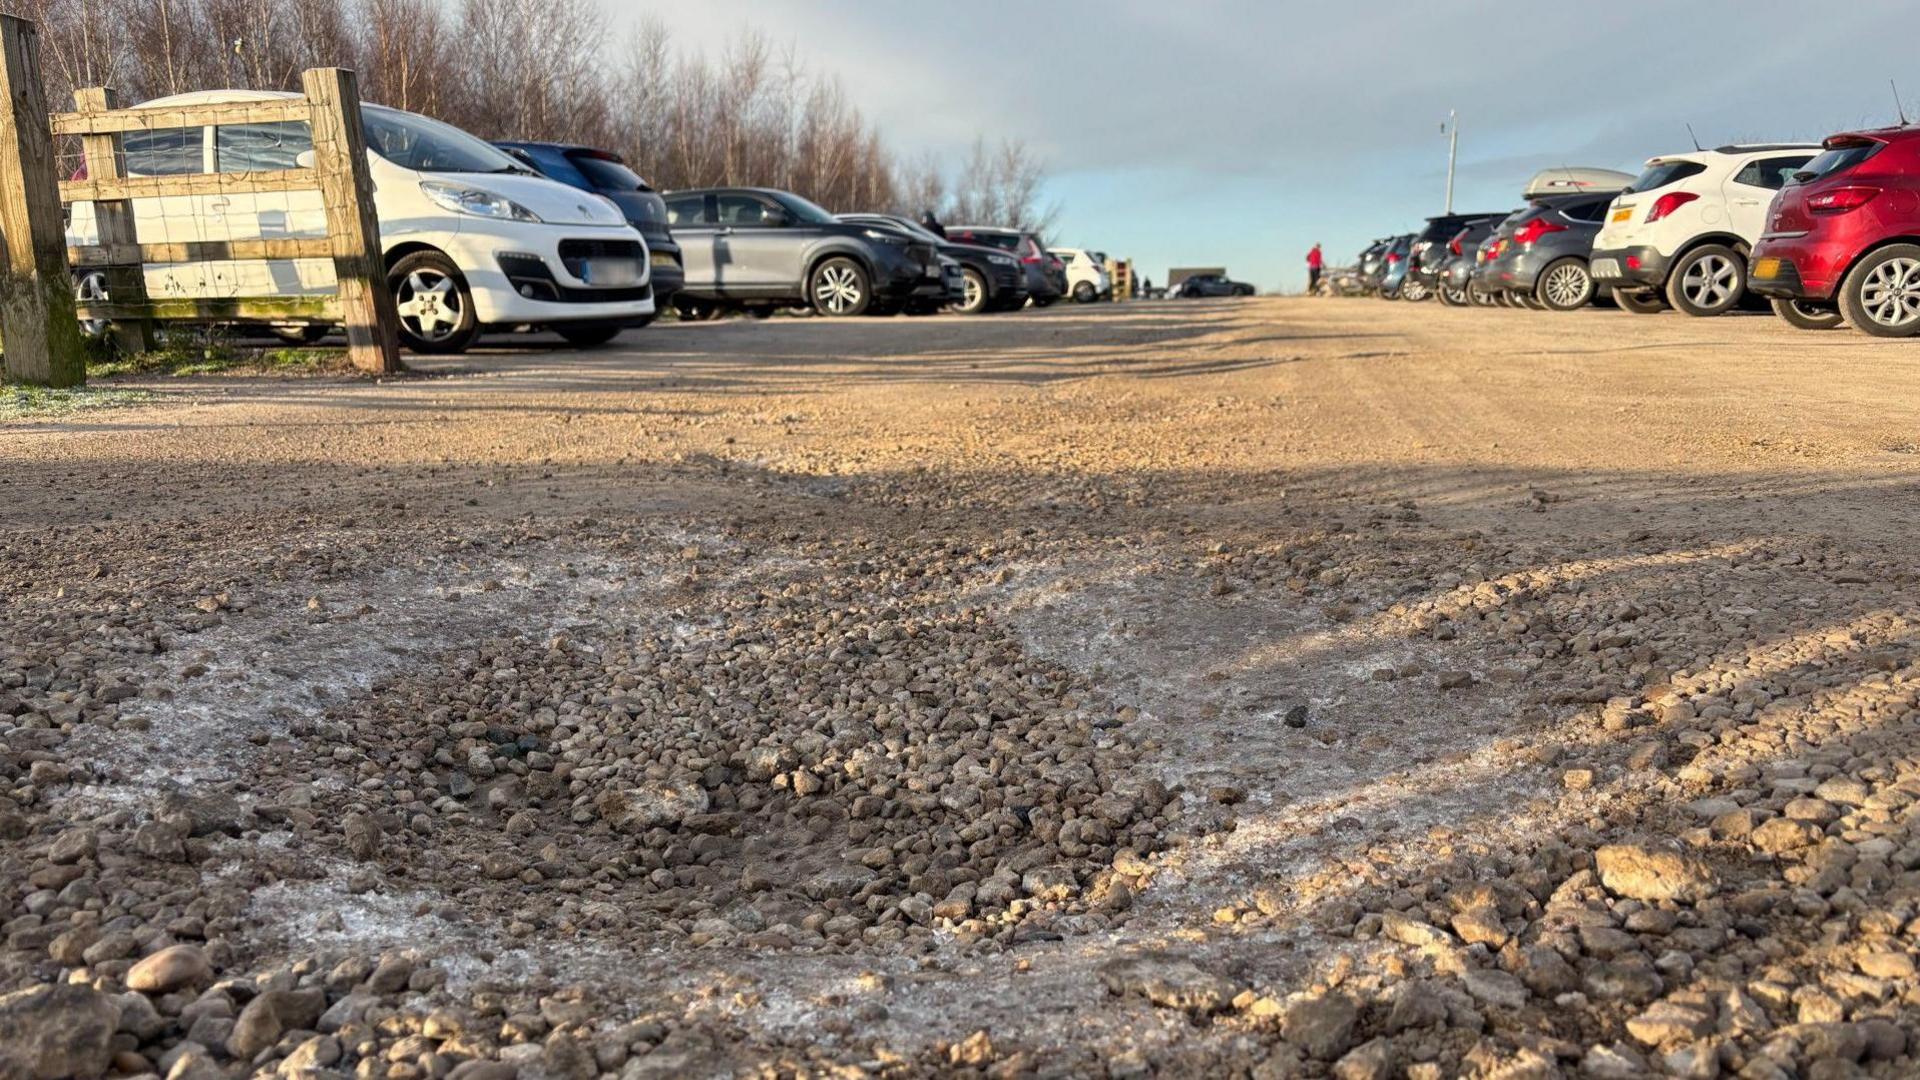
<box><xmin>301</xmin><ymin>67</ymin><xmax>399</xmax><ymax>375</ymax></box>
<box><xmin>72</xmin><ymin>86</ymin><xmax>155</xmax><ymax>357</ymax></box>
<box><xmin>0</xmin><ymin>15</ymin><xmax>86</xmax><ymax>387</ymax></box>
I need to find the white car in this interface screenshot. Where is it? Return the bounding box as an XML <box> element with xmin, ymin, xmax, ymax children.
<box><xmin>1051</xmin><ymin>247</ymin><xmax>1112</xmax><ymax>303</ymax></box>
<box><xmin>67</xmin><ymin>90</ymin><xmax>655</xmax><ymax>352</ymax></box>
<box><xmin>1589</xmin><ymin>144</ymin><xmax>1819</xmax><ymax>317</ymax></box>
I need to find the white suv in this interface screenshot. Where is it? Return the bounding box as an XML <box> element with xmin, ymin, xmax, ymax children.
<box><xmin>67</xmin><ymin>90</ymin><xmax>655</xmax><ymax>353</ymax></box>
<box><xmin>1051</xmin><ymin>247</ymin><xmax>1112</xmax><ymax>303</ymax></box>
<box><xmin>1590</xmin><ymin>144</ymin><xmax>1819</xmax><ymax>317</ymax></box>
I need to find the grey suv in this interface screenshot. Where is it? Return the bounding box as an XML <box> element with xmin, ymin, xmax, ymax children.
<box><xmin>1482</xmin><ymin>194</ymin><xmax>1619</xmax><ymax>310</ymax></box>
<box><xmin>663</xmin><ymin>187</ymin><xmax>945</xmax><ymax>318</ymax></box>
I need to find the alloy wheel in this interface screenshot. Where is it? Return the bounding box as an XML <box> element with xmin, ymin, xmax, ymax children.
<box><xmin>1859</xmin><ymin>258</ymin><xmax>1920</xmax><ymax>330</ymax></box>
<box><xmin>396</xmin><ymin>269</ymin><xmax>463</xmax><ymax>343</ymax></box>
<box><xmin>1681</xmin><ymin>253</ymin><xmax>1739</xmax><ymax>309</ymax></box>
<box><xmin>814</xmin><ymin>264</ymin><xmax>864</xmax><ymax>315</ymax></box>
<box><xmin>962</xmin><ymin>272</ymin><xmax>984</xmax><ymax>313</ymax></box>
<box><xmin>74</xmin><ymin>271</ymin><xmax>110</xmax><ymax>339</ymax></box>
<box><xmin>1542</xmin><ymin>263</ymin><xmax>1591</xmax><ymax>309</ymax></box>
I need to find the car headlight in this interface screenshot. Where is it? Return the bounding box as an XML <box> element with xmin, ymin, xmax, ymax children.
<box><xmin>420</xmin><ymin>181</ymin><xmax>542</xmax><ymax>223</ymax></box>
<box><xmin>862</xmin><ymin>228</ymin><xmax>909</xmax><ymax>245</ymax></box>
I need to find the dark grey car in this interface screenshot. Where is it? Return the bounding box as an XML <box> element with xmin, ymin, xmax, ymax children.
<box><xmin>1437</xmin><ymin>217</ymin><xmax>1504</xmax><ymax>305</ymax></box>
<box><xmin>1482</xmin><ymin>193</ymin><xmax>1619</xmax><ymax>310</ymax></box>
<box><xmin>663</xmin><ymin>187</ymin><xmax>944</xmax><ymax>318</ymax></box>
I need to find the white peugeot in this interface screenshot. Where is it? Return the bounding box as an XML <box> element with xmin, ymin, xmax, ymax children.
<box><xmin>1050</xmin><ymin>247</ymin><xmax>1112</xmax><ymax>303</ymax></box>
<box><xmin>67</xmin><ymin>90</ymin><xmax>654</xmax><ymax>352</ymax></box>
<box><xmin>1589</xmin><ymin>144</ymin><xmax>1819</xmax><ymax>317</ymax></box>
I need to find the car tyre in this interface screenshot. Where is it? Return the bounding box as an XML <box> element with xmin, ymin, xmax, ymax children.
<box><xmin>810</xmin><ymin>256</ymin><xmax>871</xmax><ymax>317</ymax></box>
<box><xmin>1770</xmin><ymin>297</ymin><xmax>1844</xmax><ymax>330</ymax></box>
<box><xmin>1072</xmin><ymin>281</ymin><xmax>1096</xmax><ymax>303</ymax></box>
<box><xmin>555</xmin><ymin>323</ymin><xmax>623</xmax><ymax>348</ymax></box>
<box><xmin>1838</xmin><ymin>244</ymin><xmax>1920</xmax><ymax>337</ymax></box>
<box><xmin>1665</xmin><ymin>244</ymin><xmax>1745</xmax><ymax>317</ymax></box>
<box><xmin>1536</xmin><ymin>258</ymin><xmax>1594</xmax><ymax>311</ymax></box>
<box><xmin>1611</xmin><ymin>288</ymin><xmax>1667</xmax><ymax>315</ymax></box>
<box><xmin>270</xmin><ymin>324</ymin><xmax>331</xmax><ymax>345</ymax></box>
<box><xmin>955</xmin><ymin>268</ymin><xmax>992</xmax><ymax>315</ymax></box>
<box><xmin>1437</xmin><ymin>283</ymin><xmax>1468</xmax><ymax>306</ymax></box>
<box><xmin>389</xmin><ymin>251</ymin><xmax>479</xmax><ymax>354</ymax></box>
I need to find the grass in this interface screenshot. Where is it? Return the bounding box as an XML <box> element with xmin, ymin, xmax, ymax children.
<box><xmin>87</xmin><ymin>326</ymin><xmax>351</xmax><ymax>378</ymax></box>
<box><xmin>0</xmin><ymin>383</ymin><xmax>155</xmax><ymax>422</ymax></box>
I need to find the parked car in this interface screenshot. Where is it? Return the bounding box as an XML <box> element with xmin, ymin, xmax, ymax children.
<box><xmin>1356</xmin><ymin>239</ymin><xmax>1393</xmax><ymax>294</ymax></box>
<box><xmin>1590</xmin><ymin>144</ymin><xmax>1819</xmax><ymax>316</ymax></box>
<box><xmin>1378</xmin><ymin>235</ymin><xmax>1416</xmax><ymax>299</ymax></box>
<box><xmin>65</xmin><ymin>90</ymin><xmax>657</xmax><ymax>353</ymax></box>
<box><xmin>1437</xmin><ymin>217</ymin><xmax>1504</xmax><ymax>306</ymax></box>
<box><xmin>1482</xmin><ymin>194</ymin><xmax>1619</xmax><ymax>310</ymax></box>
<box><xmin>493</xmin><ymin>140</ymin><xmax>684</xmax><ymax>310</ymax></box>
<box><xmin>946</xmin><ymin>227</ymin><xmax>1065</xmax><ymax>306</ymax></box>
<box><xmin>1749</xmin><ymin>128</ymin><xmax>1920</xmax><ymax>334</ymax></box>
<box><xmin>661</xmin><ymin>188</ymin><xmax>945</xmax><ymax>318</ymax></box>
<box><xmin>1050</xmin><ymin>247</ymin><xmax>1112</xmax><ymax>302</ymax></box>
<box><xmin>1408</xmin><ymin>213</ymin><xmax>1501</xmax><ymax>301</ymax></box>
<box><xmin>1176</xmin><ymin>272</ymin><xmax>1256</xmax><ymax>298</ymax></box>
<box><xmin>838</xmin><ymin>212</ymin><xmax>1024</xmax><ymax>314</ymax></box>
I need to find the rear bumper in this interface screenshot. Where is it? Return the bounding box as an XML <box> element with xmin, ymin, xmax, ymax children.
<box><xmin>1588</xmin><ymin>246</ymin><xmax>1668</xmax><ymax>290</ymax></box>
<box><xmin>1748</xmin><ymin>234</ymin><xmax>1843</xmax><ymax>300</ymax></box>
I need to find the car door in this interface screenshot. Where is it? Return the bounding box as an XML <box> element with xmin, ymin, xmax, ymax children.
<box><xmin>712</xmin><ymin>192</ymin><xmax>804</xmax><ymax>296</ymax></box>
<box><xmin>1725</xmin><ymin>154</ymin><xmax>1815</xmax><ymax>242</ymax></box>
<box><xmin>665</xmin><ymin>193</ymin><xmax>717</xmax><ymax>291</ymax></box>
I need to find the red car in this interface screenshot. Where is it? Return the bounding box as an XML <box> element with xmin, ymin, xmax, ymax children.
<box><xmin>1749</xmin><ymin>127</ymin><xmax>1920</xmax><ymax>335</ymax></box>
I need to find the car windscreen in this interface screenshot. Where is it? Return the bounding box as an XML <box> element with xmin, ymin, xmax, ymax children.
<box><xmin>568</xmin><ymin>152</ymin><xmax>649</xmax><ymax>192</ymax></box>
<box><xmin>1795</xmin><ymin>140</ymin><xmax>1884</xmax><ymax>183</ymax></box>
<box><xmin>864</xmin><ymin>216</ymin><xmax>943</xmax><ymax>244</ymax></box>
<box><xmin>1625</xmin><ymin>160</ymin><xmax>1707</xmax><ymax>193</ymax></box>
<box><xmin>363</xmin><ymin>106</ymin><xmax>523</xmax><ymax>174</ymax></box>
<box><xmin>769</xmin><ymin>191</ymin><xmax>840</xmax><ymax>225</ymax></box>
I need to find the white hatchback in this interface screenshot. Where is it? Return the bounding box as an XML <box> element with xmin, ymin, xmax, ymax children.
<box><xmin>1050</xmin><ymin>247</ymin><xmax>1112</xmax><ymax>303</ymax></box>
<box><xmin>1589</xmin><ymin>144</ymin><xmax>1818</xmax><ymax>317</ymax></box>
<box><xmin>66</xmin><ymin>90</ymin><xmax>654</xmax><ymax>352</ymax></box>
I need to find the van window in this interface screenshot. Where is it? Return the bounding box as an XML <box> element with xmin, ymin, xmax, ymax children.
<box><xmin>216</xmin><ymin>122</ymin><xmax>312</xmax><ymax>172</ymax></box>
<box><xmin>122</xmin><ymin>127</ymin><xmax>202</xmax><ymax>176</ymax></box>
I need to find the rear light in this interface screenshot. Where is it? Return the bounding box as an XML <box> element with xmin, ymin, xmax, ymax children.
<box><xmin>1807</xmin><ymin>186</ymin><xmax>1881</xmax><ymax>214</ymax></box>
<box><xmin>1386</xmin><ymin>253</ymin><xmax>1402</xmax><ymax>264</ymax></box>
<box><xmin>1513</xmin><ymin>218</ymin><xmax>1567</xmax><ymax>247</ymax></box>
<box><xmin>1625</xmin><ymin>255</ymin><xmax>1641</xmax><ymax>271</ymax></box>
<box><xmin>1449</xmin><ymin>235</ymin><xmax>1464</xmax><ymax>257</ymax></box>
<box><xmin>1645</xmin><ymin>191</ymin><xmax>1699</xmax><ymax>223</ymax></box>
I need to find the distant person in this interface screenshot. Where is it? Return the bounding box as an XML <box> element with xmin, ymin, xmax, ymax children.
<box><xmin>1306</xmin><ymin>243</ymin><xmax>1324</xmax><ymax>295</ymax></box>
<box><xmin>920</xmin><ymin>210</ymin><xmax>947</xmax><ymax>239</ymax></box>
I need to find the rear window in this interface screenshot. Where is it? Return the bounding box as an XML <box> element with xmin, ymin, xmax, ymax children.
<box><xmin>952</xmin><ymin>231</ymin><xmax>1020</xmax><ymax>252</ymax></box>
<box><xmin>1626</xmin><ymin>160</ymin><xmax>1707</xmax><ymax>193</ymax></box>
<box><xmin>568</xmin><ymin>153</ymin><xmax>648</xmax><ymax>192</ymax></box>
<box><xmin>1795</xmin><ymin>141</ymin><xmax>1883</xmax><ymax>183</ymax></box>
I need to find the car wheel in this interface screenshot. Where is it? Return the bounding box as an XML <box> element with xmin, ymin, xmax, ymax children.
<box><xmin>555</xmin><ymin>323</ymin><xmax>623</xmax><ymax>348</ymax></box>
<box><xmin>1072</xmin><ymin>281</ymin><xmax>1096</xmax><ymax>303</ymax></box>
<box><xmin>72</xmin><ymin>270</ymin><xmax>112</xmax><ymax>340</ymax></box>
<box><xmin>1839</xmin><ymin>244</ymin><xmax>1920</xmax><ymax>337</ymax></box>
<box><xmin>955</xmin><ymin>268</ymin><xmax>991</xmax><ymax>315</ymax></box>
<box><xmin>1437</xmin><ymin>283</ymin><xmax>1468</xmax><ymax>306</ymax></box>
<box><xmin>810</xmin><ymin>257</ymin><xmax>870</xmax><ymax>317</ymax></box>
<box><xmin>1612</xmin><ymin>287</ymin><xmax>1667</xmax><ymax>315</ymax></box>
<box><xmin>1031</xmin><ymin>296</ymin><xmax>1056</xmax><ymax>308</ymax></box>
<box><xmin>1770</xmin><ymin>297</ymin><xmax>1844</xmax><ymax>330</ymax></box>
<box><xmin>270</xmin><ymin>324</ymin><xmax>331</xmax><ymax>345</ymax></box>
<box><xmin>389</xmin><ymin>251</ymin><xmax>478</xmax><ymax>354</ymax></box>
<box><xmin>1665</xmin><ymin>244</ymin><xmax>1744</xmax><ymax>317</ymax></box>
<box><xmin>676</xmin><ymin>299</ymin><xmax>722</xmax><ymax>322</ymax></box>
<box><xmin>1536</xmin><ymin>258</ymin><xmax>1594</xmax><ymax>311</ymax></box>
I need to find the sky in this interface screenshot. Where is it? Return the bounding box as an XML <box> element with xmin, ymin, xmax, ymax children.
<box><xmin>625</xmin><ymin>1</ymin><xmax>1920</xmax><ymax>292</ymax></box>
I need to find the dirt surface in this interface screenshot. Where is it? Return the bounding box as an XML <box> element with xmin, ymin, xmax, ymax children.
<box><xmin>5</xmin><ymin>298</ymin><xmax>1920</xmax><ymax>1079</ymax></box>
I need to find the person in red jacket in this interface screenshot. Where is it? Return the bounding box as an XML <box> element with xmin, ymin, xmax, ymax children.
<box><xmin>1306</xmin><ymin>243</ymin><xmax>1324</xmax><ymax>295</ymax></box>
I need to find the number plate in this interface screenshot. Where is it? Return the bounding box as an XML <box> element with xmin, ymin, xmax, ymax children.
<box><xmin>583</xmin><ymin>258</ymin><xmax>640</xmax><ymax>287</ymax></box>
<box><xmin>649</xmin><ymin>251</ymin><xmax>677</xmax><ymax>268</ymax></box>
<box><xmin>1753</xmin><ymin>257</ymin><xmax>1782</xmax><ymax>279</ymax></box>
<box><xmin>1590</xmin><ymin>259</ymin><xmax>1621</xmax><ymax>279</ymax></box>
<box><xmin>1610</xmin><ymin>208</ymin><xmax>1633</xmax><ymax>223</ymax></box>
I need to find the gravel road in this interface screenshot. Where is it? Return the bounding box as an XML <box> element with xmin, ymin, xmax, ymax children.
<box><xmin>4</xmin><ymin>298</ymin><xmax>1919</xmax><ymax>1078</ymax></box>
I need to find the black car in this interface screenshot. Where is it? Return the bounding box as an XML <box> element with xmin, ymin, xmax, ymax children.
<box><xmin>1175</xmin><ymin>273</ymin><xmax>1255</xmax><ymax>298</ymax></box>
<box><xmin>946</xmin><ymin>227</ymin><xmax>1065</xmax><ymax>307</ymax></box>
<box><xmin>839</xmin><ymin>213</ymin><xmax>1025</xmax><ymax>315</ymax></box>
<box><xmin>493</xmin><ymin>141</ymin><xmax>682</xmax><ymax>312</ymax></box>
<box><xmin>1437</xmin><ymin>217</ymin><xmax>1505</xmax><ymax>306</ymax></box>
<box><xmin>1407</xmin><ymin>213</ymin><xmax>1502</xmax><ymax>301</ymax></box>
<box><xmin>661</xmin><ymin>187</ymin><xmax>946</xmax><ymax>318</ymax></box>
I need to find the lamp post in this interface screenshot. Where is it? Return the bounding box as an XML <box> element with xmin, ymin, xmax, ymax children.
<box><xmin>1441</xmin><ymin>110</ymin><xmax>1459</xmax><ymax>214</ymax></box>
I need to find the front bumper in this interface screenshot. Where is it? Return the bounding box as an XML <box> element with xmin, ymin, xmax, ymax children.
<box><xmin>449</xmin><ymin>223</ymin><xmax>657</xmax><ymax>326</ymax></box>
<box><xmin>873</xmin><ymin>246</ymin><xmax>944</xmax><ymax>300</ymax></box>
<box><xmin>1588</xmin><ymin>246</ymin><xmax>1668</xmax><ymax>290</ymax></box>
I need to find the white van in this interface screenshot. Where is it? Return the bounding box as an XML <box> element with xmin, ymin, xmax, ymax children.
<box><xmin>66</xmin><ymin>90</ymin><xmax>654</xmax><ymax>352</ymax></box>
<box><xmin>1050</xmin><ymin>247</ymin><xmax>1111</xmax><ymax>303</ymax></box>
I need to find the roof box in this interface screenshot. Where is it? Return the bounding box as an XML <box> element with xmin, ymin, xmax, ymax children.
<box><xmin>1523</xmin><ymin>167</ymin><xmax>1636</xmax><ymax>200</ymax></box>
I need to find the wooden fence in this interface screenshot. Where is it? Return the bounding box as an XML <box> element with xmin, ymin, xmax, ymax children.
<box><xmin>0</xmin><ymin>15</ymin><xmax>399</xmax><ymax>385</ymax></box>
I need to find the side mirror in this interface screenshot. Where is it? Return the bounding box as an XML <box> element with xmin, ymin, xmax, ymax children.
<box><xmin>295</xmin><ymin>149</ymin><xmax>317</xmax><ymax>169</ymax></box>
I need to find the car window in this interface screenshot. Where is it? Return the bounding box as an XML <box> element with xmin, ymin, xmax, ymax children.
<box><xmin>122</xmin><ymin>126</ymin><xmax>203</xmax><ymax>176</ymax></box>
<box><xmin>215</xmin><ymin>121</ymin><xmax>311</xmax><ymax>172</ymax></box>
<box><xmin>509</xmin><ymin>146</ymin><xmax>590</xmax><ymax>189</ymax></box>
<box><xmin>1626</xmin><ymin>160</ymin><xmax>1707</xmax><ymax>194</ymax></box>
<box><xmin>1733</xmin><ymin>154</ymin><xmax>1816</xmax><ymax>190</ymax></box>
<box><xmin>665</xmin><ymin>194</ymin><xmax>709</xmax><ymax>226</ymax></box>
<box><xmin>716</xmin><ymin>194</ymin><xmax>779</xmax><ymax>225</ymax></box>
